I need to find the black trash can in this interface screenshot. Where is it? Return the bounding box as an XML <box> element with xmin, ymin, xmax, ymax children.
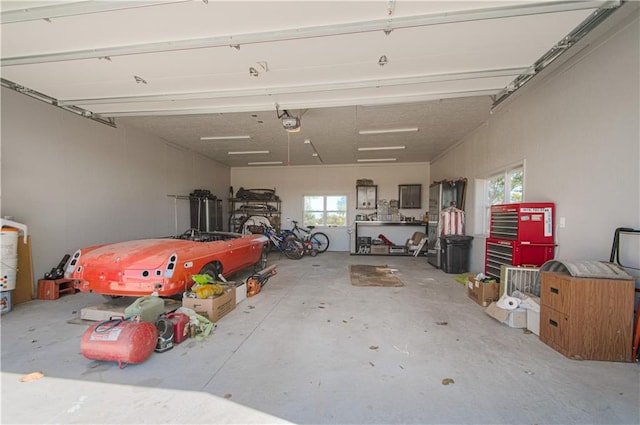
<box><xmin>439</xmin><ymin>235</ymin><xmax>473</xmax><ymax>274</ymax></box>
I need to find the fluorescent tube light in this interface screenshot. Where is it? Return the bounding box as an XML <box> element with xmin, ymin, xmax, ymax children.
<box><xmin>358</xmin><ymin>146</ymin><xmax>405</xmax><ymax>151</ymax></box>
<box><xmin>228</xmin><ymin>150</ymin><xmax>269</xmax><ymax>155</ymax></box>
<box><xmin>357</xmin><ymin>158</ymin><xmax>397</xmax><ymax>163</ymax></box>
<box><xmin>248</xmin><ymin>161</ymin><xmax>283</xmax><ymax>166</ymax></box>
<box><xmin>358</xmin><ymin>128</ymin><xmax>418</xmax><ymax>135</ymax></box>
<box><xmin>200</xmin><ymin>135</ymin><xmax>251</xmax><ymax>140</ymax></box>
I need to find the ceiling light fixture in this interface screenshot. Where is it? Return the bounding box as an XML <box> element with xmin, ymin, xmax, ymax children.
<box><xmin>357</xmin><ymin>158</ymin><xmax>397</xmax><ymax>163</ymax></box>
<box><xmin>249</xmin><ymin>67</ymin><xmax>259</xmax><ymax>77</ymax></box>
<box><xmin>378</xmin><ymin>55</ymin><xmax>388</xmax><ymax>66</ymax></box>
<box><xmin>248</xmin><ymin>161</ymin><xmax>283</xmax><ymax>166</ymax></box>
<box><xmin>358</xmin><ymin>128</ymin><xmax>418</xmax><ymax>135</ymax></box>
<box><xmin>228</xmin><ymin>150</ymin><xmax>269</xmax><ymax>155</ymax></box>
<box><xmin>358</xmin><ymin>146</ymin><xmax>405</xmax><ymax>151</ymax></box>
<box><xmin>134</xmin><ymin>75</ymin><xmax>147</xmax><ymax>84</ymax></box>
<box><xmin>200</xmin><ymin>135</ymin><xmax>251</xmax><ymax>140</ymax></box>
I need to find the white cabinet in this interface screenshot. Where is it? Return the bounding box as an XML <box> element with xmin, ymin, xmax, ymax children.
<box><xmin>356</xmin><ymin>185</ymin><xmax>377</xmax><ymax>210</ymax></box>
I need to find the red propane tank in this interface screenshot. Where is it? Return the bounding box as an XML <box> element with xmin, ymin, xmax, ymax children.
<box><xmin>166</xmin><ymin>312</ymin><xmax>190</xmax><ymax>344</ymax></box>
<box><xmin>81</xmin><ymin>318</ymin><xmax>158</xmax><ymax>368</ymax></box>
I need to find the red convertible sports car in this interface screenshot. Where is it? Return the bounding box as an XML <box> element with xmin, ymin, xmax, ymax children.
<box><xmin>66</xmin><ymin>229</ymin><xmax>269</xmax><ymax>298</ymax></box>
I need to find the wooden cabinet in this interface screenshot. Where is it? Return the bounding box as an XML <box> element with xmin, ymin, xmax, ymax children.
<box><xmin>399</xmin><ymin>184</ymin><xmax>421</xmax><ymax>209</ymax></box>
<box><xmin>356</xmin><ymin>185</ymin><xmax>377</xmax><ymax>210</ymax></box>
<box><xmin>539</xmin><ymin>272</ymin><xmax>634</xmax><ymax>362</ymax></box>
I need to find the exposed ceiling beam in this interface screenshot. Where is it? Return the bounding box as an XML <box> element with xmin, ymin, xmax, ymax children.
<box><xmin>58</xmin><ymin>68</ymin><xmax>528</xmax><ymax>107</ymax></box>
<box><xmin>98</xmin><ymin>88</ymin><xmax>501</xmax><ymax>117</ymax></box>
<box><xmin>0</xmin><ymin>0</ymin><xmax>191</xmax><ymax>24</ymax></box>
<box><xmin>1</xmin><ymin>1</ymin><xmax>618</xmax><ymax>66</ymax></box>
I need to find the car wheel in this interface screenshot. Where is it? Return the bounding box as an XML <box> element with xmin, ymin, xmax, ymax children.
<box><xmin>200</xmin><ymin>262</ymin><xmax>222</xmax><ymax>281</ymax></box>
<box><xmin>254</xmin><ymin>247</ymin><xmax>268</xmax><ymax>272</ymax></box>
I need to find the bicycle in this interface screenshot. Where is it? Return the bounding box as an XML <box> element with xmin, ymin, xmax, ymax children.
<box><xmin>289</xmin><ymin>220</ymin><xmax>330</xmax><ymax>253</ymax></box>
<box><xmin>262</xmin><ymin>225</ymin><xmax>305</xmax><ymax>260</ymax></box>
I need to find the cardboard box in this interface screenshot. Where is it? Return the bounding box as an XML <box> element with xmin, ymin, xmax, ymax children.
<box><xmin>522</xmin><ymin>294</ymin><xmax>540</xmax><ymax>335</ymax></box>
<box><xmin>80</xmin><ymin>297</ymin><xmax>132</xmax><ymax>321</ymax></box>
<box><xmin>485</xmin><ymin>302</ymin><xmax>527</xmax><ymax>328</ymax></box>
<box><xmin>182</xmin><ymin>286</ymin><xmax>235</xmax><ymax>322</ymax></box>
<box><xmin>485</xmin><ymin>302</ymin><xmax>510</xmax><ymax>323</ymax></box>
<box><xmin>527</xmin><ymin>308</ymin><xmax>540</xmax><ymax>335</ymax></box>
<box><xmin>505</xmin><ymin>308</ymin><xmax>527</xmax><ymax>328</ymax></box>
<box><xmin>370</xmin><ymin>245</ymin><xmax>389</xmax><ymax>254</ymax></box>
<box><xmin>467</xmin><ymin>277</ymin><xmax>499</xmax><ymax>307</ymax></box>
<box><xmin>80</xmin><ymin>297</ymin><xmax>175</xmax><ymax>322</ymax></box>
<box><xmin>235</xmin><ymin>282</ymin><xmax>247</xmax><ymax>305</ymax></box>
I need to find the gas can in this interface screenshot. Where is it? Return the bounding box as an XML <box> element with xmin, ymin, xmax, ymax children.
<box><xmin>124</xmin><ymin>295</ymin><xmax>164</xmax><ymax>322</ymax></box>
<box><xmin>167</xmin><ymin>312</ymin><xmax>190</xmax><ymax>344</ymax></box>
<box><xmin>80</xmin><ymin>318</ymin><xmax>157</xmax><ymax>368</ymax></box>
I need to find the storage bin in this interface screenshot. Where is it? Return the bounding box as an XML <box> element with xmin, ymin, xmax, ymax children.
<box><xmin>440</xmin><ymin>235</ymin><xmax>473</xmax><ymax>274</ymax></box>
<box><xmin>1</xmin><ymin>290</ymin><xmax>13</xmax><ymax>314</ymax></box>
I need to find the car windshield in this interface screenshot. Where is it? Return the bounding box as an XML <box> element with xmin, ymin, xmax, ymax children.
<box><xmin>173</xmin><ymin>229</ymin><xmax>241</xmax><ymax>242</ymax></box>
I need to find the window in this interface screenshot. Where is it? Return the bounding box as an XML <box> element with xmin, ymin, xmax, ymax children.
<box><xmin>488</xmin><ymin>168</ymin><xmax>523</xmax><ymax>205</ymax></box>
<box><xmin>303</xmin><ymin>195</ymin><xmax>347</xmax><ymax>227</ymax></box>
<box><xmin>479</xmin><ymin>164</ymin><xmax>524</xmax><ymax>234</ymax></box>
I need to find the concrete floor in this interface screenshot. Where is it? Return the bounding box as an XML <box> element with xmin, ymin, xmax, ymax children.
<box><xmin>1</xmin><ymin>252</ymin><xmax>639</xmax><ymax>424</ymax></box>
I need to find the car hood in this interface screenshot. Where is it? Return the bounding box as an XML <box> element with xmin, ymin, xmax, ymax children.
<box><xmin>80</xmin><ymin>238</ymin><xmax>192</xmax><ymax>270</ymax></box>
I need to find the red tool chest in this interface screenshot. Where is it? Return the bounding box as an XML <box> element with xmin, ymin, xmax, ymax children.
<box><xmin>485</xmin><ymin>202</ymin><xmax>556</xmax><ymax>281</ymax></box>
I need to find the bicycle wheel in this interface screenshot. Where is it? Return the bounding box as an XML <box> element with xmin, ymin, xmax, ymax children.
<box><xmin>283</xmin><ymin>237</ymin><xmax>304</xmax><ymax>260</ymax></box>
<box><xmin>310</xmin><ymin>232</ymin><xmax>330</xmax><ymax>253</ymax></box>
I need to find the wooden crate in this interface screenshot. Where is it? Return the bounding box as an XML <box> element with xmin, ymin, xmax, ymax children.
<box><xmin>37</xmin><ymin>279</ymin><xmax>76</xmax><ymax>300</ymax></box>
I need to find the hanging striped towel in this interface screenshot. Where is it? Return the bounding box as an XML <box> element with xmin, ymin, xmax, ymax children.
<box><xmin>440</xmin><ymin>206</ymin><xmax>465</xmax><ymax>236</ymax></box>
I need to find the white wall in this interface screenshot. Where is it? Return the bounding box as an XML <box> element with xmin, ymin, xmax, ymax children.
<box><xmin>2</xmin><ymin>6</ymin><xmax>637</xmax><ymax>290</ymax></box>
<box><xmin>1</xmin><ymin>88</ymin><xmax>231</xmax><ymax>288</ymax></box>
<box><xmin>430</xmin><ymin>8</ymin><xmax>640</xmax><ymax>274</ymax></box>
<box><xmin>231</xmin><ymin>163</ymin><xmax>430</xmax><ymax>251</ymax></box>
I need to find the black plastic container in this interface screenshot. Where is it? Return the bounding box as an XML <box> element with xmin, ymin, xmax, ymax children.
<box><xmin>440</xmin><ymin>235</ymin><xmax>473</xmax><ymax>274</ymax></box>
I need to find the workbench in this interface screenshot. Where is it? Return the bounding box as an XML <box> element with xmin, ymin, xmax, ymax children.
<box><xmin>353</xmin><ymin>220</ymin><xmax>428</xmax><ymax>255</ymax></box>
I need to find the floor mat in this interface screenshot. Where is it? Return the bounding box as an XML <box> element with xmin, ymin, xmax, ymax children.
<box><xmin>350</xmin><ymin>265</ymin><xmax>404</xmax><ymax>287</ymax></box>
